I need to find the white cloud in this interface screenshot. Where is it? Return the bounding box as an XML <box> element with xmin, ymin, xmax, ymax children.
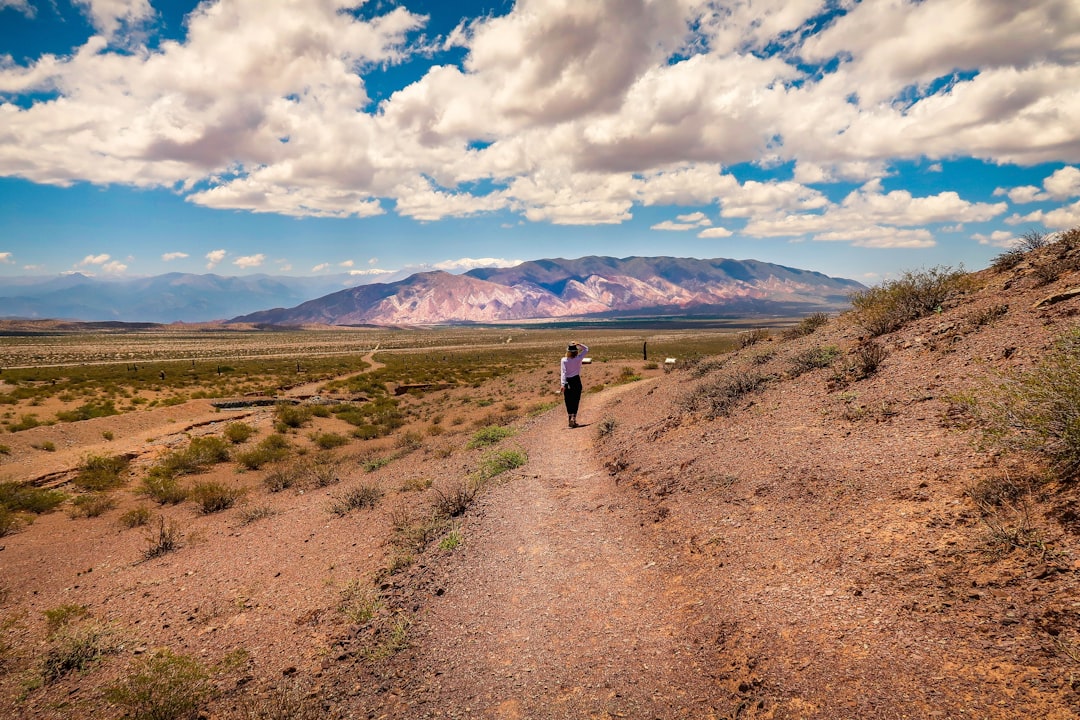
<box><xmin>311</xmin><ymin>263</ymin><xmax>330</xmax><ymax>273</ymax></box>
<box><xmin>349</xmin><ymin>268</ymin><xmax>395</xmax><ymax>277</ymax></box>
<box><xmin>339</xmin><ymin>260</ymin><xmax>354</xmax><ymax>268</ymax></box>
<box><xmin>162</xmin><ymin>251</ymin><xmax>188</xmax><ymax>261</ymax></box>
<box><xmin>432</xmin><ymin>257</ymin><xmax>522</xmax><ymax>272</ymax></box>
<box><xmin>697</xmin><ymin>227</ymin><xmax>733</xmax><ymax>239</ymax></box>
<box><xmin>74</xmin><ymin>0</ymin><xmax>155</xmax><ymax>42</ymax></box>
<box><xmin>651</xmin><ymin>220</ymin><xmax>697</xmax><ymax>232</ymax></box>
<box><xmin>205</xmin><ymin>249</ymin><xmax>226</xmax><ymax>270</ymax></box>
<box><xmin>102</xmin><ymin>259</ymin><xmax>128</xmax><ymax>274</ymax></box>
<box><xmin>676</xmin><ymin>212</ymin><xmax>710</xmax><ymax>225</ymax></box>
<box><xmin>973</xmin><ymin>230</ymin><xmax>1017</xmax><ymax>247</ymax></box>
<box><xmin>0</xmin><ymin>0</ymin><xmax>33</xmax><ymax>16</ymax></box>
<box><xmin>0</xmin><ymin>252</ymin><xmax>13</xmax><ymax>264</ymax></box>
<box><xmin>1006</xmin><ymin>200</ymin><xmax>1080</xmax><ymax>230</ymax></box>
<box><xmin>1044</xmin><ymin>166</ymin><xmax>1080</xmax><ymax>200</ymax></box>
<box><xmin>233</xmin><ymin>253</ymin><xmax>265</xmax><ymax>269</ymax></box>
<box><xmin>23</xmin><ymin>264</ymin><xmax>44</xmax><ymax>271</ymax></box>
<box><xmin>78</xmin><ymin>253</ymin><xmax>111</xmax><ymax>266</ymax></box>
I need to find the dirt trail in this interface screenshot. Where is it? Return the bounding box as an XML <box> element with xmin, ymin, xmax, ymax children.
<box><xmin>369</xmin><ymin>383</ymin><xmax>737</xmax><ymax>719</ymax></box>
<box><xmin>283</xmin><ymin>349</ymin><xmax>384</xmax><ymax>398</ymax></box>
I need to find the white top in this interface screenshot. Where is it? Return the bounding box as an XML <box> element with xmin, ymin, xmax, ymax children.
<box><xmin>560</xmin><ymin>343</ymin><xmax>589</xmax><ymax>386</ymax></box>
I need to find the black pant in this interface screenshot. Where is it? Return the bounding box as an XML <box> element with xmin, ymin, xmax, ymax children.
<box><xmin>563</xmin><ymin>375</ymin><xmax>582</xmax><ymax>415</ymax></box>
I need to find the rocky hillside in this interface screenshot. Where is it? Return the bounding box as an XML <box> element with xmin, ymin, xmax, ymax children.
<box><xmin>229</xmin><ymin>256</ymin><xmax>863</xmax><ymax>325</ymax></box>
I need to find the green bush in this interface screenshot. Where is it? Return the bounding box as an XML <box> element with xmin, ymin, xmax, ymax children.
<box><xmin>275</xmin><ymin>403</ymin><xmax>312</xmax><ymax>429</ymax></box>
<box><xmin>234</xmin><ymin>434</ymin><xmax>290</xmax><ymax>470</ymax></box>
<box><xmin>850</xmin><ymin>266</ymin><xmax>968</xmax><ymax>336</ymax></box>
<box><xmin>119</xmin><ymin>506</ymin><xmax>153</xmax><ymax>529</ymax></box>
<box><xmin>976</xmin><ymin>329</ymin><xmax>1080</xmax><ymax>480</ymax></box>
<box><xmin>69</xmin><ymin>493</ymin><xmax>117</xmax><ymax>518</ymax></box>
<box><xmin>43</xmin><ymin>604</ymin><xmax>89</xmax><ymax>635</ymax></box>
<box><xmin>0</xmin><ymin>481</ymin><xmax>67</xmax><ymax>514</ymax></box>
<box><xmin>224</xmin><ymin>422</ymin><xmax>255</xmax><ymax>444</ymax></box>
<box><xmin>783</xmin><ymin>312</ymin><xmax>830</xmax><ymax>339</ymax></box>
<box><xmin>466</xmin><ymin>425</ymin><xmax>516</xmax><ymax>449</ymax></box>
<box><xmin>478</xmin><ymin>449</ymin><xmax>528</xmax><ymax>481</ymax></box>
<box><xmin>0</xmin><ymin>507</ymin><xmax>22</xmax><ymax>537</ymax></box>
<box><xmin>105</xmin><ymin>649</ymin><xmax>215</xmax><ymax>720</ymax></box>
<box><xmin>312</xmin><ymin>431</ymin><xmax>350</xmax><ymax>450</ymax></box>
<box><xmin>9</xmin><ymin>413</ymin><xmax>42</xmax><ymax>432</ymax></box>
<box><xmin>149</xmin><ymin>436</ymin><xmax>231</xmax><ymax>479</ymax></box>
<box><xmin>788</xmin><ymin>345</ymin><xmax>842</xmax><ymax>377</ymax></box>
<box><xmin>190</xmin><ymin>481</ymin><xmax>245</xmax><ymax>514</ymax></box>
<box><xmin>140</xmin><ymin>476</ymin><xmax>189</xmax><ymax>505</ymax></box>
<box><xmin>41</xmin><ymin>622</ymin><xmax>117</xmax><ymax>682</ymax></box>
<box><xmin>56</xmin><ymin>400</ymin><xmax>120</xmax><ymax>423</ymax></box>
<box><xmin>75</xmin><ymin>454</ymin><xmax>130</xmax><ymax>491</ymax></box>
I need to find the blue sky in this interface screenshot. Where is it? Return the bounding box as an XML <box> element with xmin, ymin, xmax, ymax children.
<box><xmin>1</xmin><ymin>0</ymin><xmax>1079</xmax><ymax>285</ymax></box>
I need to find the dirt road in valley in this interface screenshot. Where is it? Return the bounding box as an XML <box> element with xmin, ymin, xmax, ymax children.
<box><xmin>362</xmin><ymin>382</ymin><xmax>751</xmax><ymax>720</ymax></box>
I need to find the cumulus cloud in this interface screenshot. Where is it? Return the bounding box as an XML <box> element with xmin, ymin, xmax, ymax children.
<box><xmin>102</xmin><ymin>259</ymin><xmax>128</xmax><ymax>274</ymax></box>
<box><xmin>233</xmin><ymin>253</ymin><xmax>265</xmax><ymax>269</ymax></box>
<box><xmin>162</xmin><ymin>251</ymin><xmax>189</xmax><ymax>261</ymax></box>
<box><xmin>339</xmin><ymin>260</ymin><xmax>354</xmax><ymax>268</ymax></box>
<box><xmin>0</xmin><ymin>251</ymin><xmax>13</xmax><ymax>264</ymax></box>
<box><xmin>205</xmin><ymin>249</ymin><xmax>226</xmax><ymax>270</ymax></box>
<box><xmin>311</xmin><ymin>263</ymin><xmax>330</xmax><ymax>273</ymax></box>
<box><xmin>0</xmin><ymin>0</ymin><xmax>1077</xmax><ymax>247</ymax></box>
<box><xmin>78</xmin><ymin>253</ymin><xmax>111</xmax><ymax>266</ymax></box>
<box><xmin>973</xmin><ymin>230</ymin><xmax>1018</xmax><ymax>247</ymax></box>
<box><xmin>698</xmin><ymin>227</ymin><xmax>733</xmax><ymax>239</ymax></box>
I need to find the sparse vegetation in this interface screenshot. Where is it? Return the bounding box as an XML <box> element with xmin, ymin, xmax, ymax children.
<box><xmin>275</xmin><ymin>403</ymin><xmax>312</xmax><ymax>431</ymax></box>
<box><xmin>143</xmin><ymin>516</ymin><xmax>182</xmax><ymax>559</ymax></box>
<box><xmin>75</xmin><ymin>453</ymin><xmax>130</xmax><ymax>491</ymax></box>
<box><xmin>224</xmin><ymin>421</ymin><xmax>255</xmax><ymax>444</ymax></box>
<box><xmin>739</xmin><ymin>328</ymin><xmax>770</xmax><ymax>348</ymax></box>
<box><xmin>148</xmin><ymin>435</ymin><xmax>231</xmax><ymax>480</ymax></box>
<box><xmin>467</xmin><ymin>425</ymin><xmax>516</xmax><ymax>449</ymax></box>
<box><xmin>235</xmin><ymin>434</ymin><xmax>290</xmax><ymax>470</ymax></box>
<box><xmin>0</xmin><ymin>481</ymin><xmax>67</xmax><ymax>515</ymax></box>
<box><xmin>311</xmin><ymin>431</ymin><xmax>350</xmax><ymax>450</ymax></box>
<box><xmin>69</xmin><ymin>492</ymin><xmax>117</xmax><ymax>518</ymax></box>
<box><xmin>41</xmin><ymin>622</ymin><xmax>118</xmax><ymax>682</ymax></box>
<box><xmin>783</xmin><ymin>312</ymin><xmax>829</xmax><ymax>339</ymax></box>
<box><xmin>329</xmin><ymin>483</ymin><xmax>384</xmax><ymax>516</ymax></box>
<box><xmin>339</xmin><ymin>581</ymin><xmax>383</xmax><ymax>625</ymax></box>
<box><xmin>788</xmin><ymin>345</ymin><xmax>842</xmax><ymax>377</ymax></box>
<box><xmin>191</xmin><ymin>480</ymin><xmax>245</xmax><ymax>513</ymax></box>
<box><xmin>140</xmin><ymin>475</ymin><xmax>189</xmax><ymax>505</ymax></box>
<box><xmin>119</xmin><ymin>505</ymin><xmax>153</xmax><ymax>528</ymax></box>
<box><xmin>105</xmin><ymin>649</ymin><xmax>215</xmax><ymax>720</ymax></box>
<box><xmin>682</xmin><ymin>371</ymin><xmax>768</xmax><ymax>418</ymax></box>
<box><xmin>43</xmin><ymin>604</ymin><xmax>89</xmax><ymax>634</ymax></box>
<box><xmin>477</xmin><ymin>448</ymin><xmax>528</xmax><ymax>481</ymax></box>
<box><xmin>850</xmin><ymin>266</ymin><xmax>969</xmax><ymax>336</ymax></box>
<box><xmin>596</xmin><ymin>417</ymin><xmax>617</xmax><ymax>439</ymax></box>
<box><xmin>975</xmin><ymin>328</ymin><xmax>1080</xmax><ymax>480</ymax></box>
<box><xmin>237</xmin><ymin>505</ymin><xmax>278</xmax><ymax>525</ymax></box>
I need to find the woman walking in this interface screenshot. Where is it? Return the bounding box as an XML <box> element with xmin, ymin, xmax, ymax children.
<box><xmin>560</xmin><ymin>341</ymin><xmax>589</xmax><ymax>428</ymax></box>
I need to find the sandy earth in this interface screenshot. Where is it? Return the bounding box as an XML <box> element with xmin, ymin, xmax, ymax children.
<box><xmin>2</xmin><ymin>245</ymin><xmax>1080</xmax><ymax>719</ymax></box>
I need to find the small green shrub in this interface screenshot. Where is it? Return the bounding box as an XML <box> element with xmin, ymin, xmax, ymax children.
<box><xmin>119</xmin><ymin>506</ymin><xmax>153</xmax><ymax>529</ymax></box>
<box><xmin>190</xmin><ymin>481</ymin><xmax>245</xmax><ymax>514</ymax></box>
<box><xmin>43</xmin><ymin>604</ymin><xmax>89</xmax><ymax>635</ymax></box>
<box><xmin>35</xmin><ymin>441</ymin><xmax>56</xmax><ymax>452</ymax></box>
<box><xmin>362</xmin><ymin>455</ymin><xmax>393</xmax><ymax>473</ymax></box>
<box><xmin>0</xmin><ymin>444</ymin><xmax>9</xmax><ymax>455</ymax></box>
<box><xmin>149</xmin><ymin>436</ymin><xmax>231</xmax><ymax>479</ymax></box>
<box><xmin>991</xmin><ymin>247</ymin><xmax>1026</xmax><ymax>273</ymax></box>
<box><xmin>329</xmin><ymin>484</ymin><xmax>384</xmax><ymax>516</ymax></box>
<box><xmin>140</xmin><ymin>475</ymin><xmax>189</xmax><ymax>505</ymax></box>
<box><xmin>400</xmin><ymin>477</ymin><xmax>433</xmax><ymax>492</ymax></box>
<box><xmin>102</xmin><ymin>430</ymin><xmax>114</xmax><ymax>441</ymax></box>
<box><xmin>976</xmin><ymin>329</ymin><xmax>1080</xmax><ymax>480</ymax></box>
<box><xmin>41</xmin><ymin>622</ymin><xmax>117</xmax><ymax>682</ymax></box>
<box><xmin>235</xmin><ymin>434</ymin><xmax>290</xmax><ymax>470</ymax></box>
<box><xmin>478</xmin><ymin>449</ymin><xmax>527</xmax><ymax>481</ymax></box>
<box><xmin>224</xmin><ymin>422</ymin><xmax>255</xmax><ymax>444</ymax></box>
<box><xmin>105</xmin><ymin>649</ymin><xmax>215</xmax><ymax>720</ymax></box>
<box><xmin>0</xmin><ymin>481</ymin><xmax>67</xmax><ymax>514</ymax></box>
<box><xmin>75</xmin><ymin>453</ymin><xmax>130</xmax><ymax>491</ymax></box>
<box><xmin>9</xmin><ymin>414</ymin><xmax>42</xmax><ymax>432</ymax></box>
<box><xmin>850</xmin><ymin>266</ymin><xmax>968</xmax><ymax>336</ymax></box>
<box><xmin>312</xmin><ymin>431</ymin><xmax>350</xmax><ymax>450</ymax></box>
<box><xmin>616</xmin><ymin>366</ymin><xmax>641</xmax><ymax>384</ymax></box>
<box><xmin>439</xmin><ymin>527</ymin><xmax>463</xmax><ymax>551</ymax></box>
<box><xmin>339</xmin><ymin>581</ymin><xmax>383</xmax><ymax>625</ymax></box>
<box><xmin>783</xmin><ymin>312</ymin><xmax>830</xmax><ymax>339</ymax></box>
<box><xmin>0</xmin><ymin>507</ymin><xmax>22</xmax><ymax>537</ymax></box>
<box><xmin>275</xmin><ymin>403</ymin><xmax>312</xmax><ymax>429</ymax></box>
<box><xmin>69</xmin><ymin>493</ymin><xmax>117</xmax><ymax>518</ymax></box>
<box><xmin>467</xmin><ymin>425</ymin><xmax>516</xmax><ymax>449</ymax></box>
<box><xmin>788</xmin><ymin>345</ymin><xmax>841</xmax><ymax>377</ymax></box>
<box><xmin>56</xmin><ymin>400</ymin><xmax>119</xmax><ymax>423</ymax></box>
<box><xmin>263</xmin><ymin>463</ymin><xmax>302</xmax><ymax>493</ymax></box>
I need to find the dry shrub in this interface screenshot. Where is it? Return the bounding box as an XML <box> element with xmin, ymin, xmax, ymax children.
<box><xmin>191</xmin><ymin>481</ymin><xmax>245</xmax><ymax>514</ymax></box>
<box><xmin>118</xmin><ymin>506</ymin><xmax>152</xmax><ymax>529</ymax></box>
<box><xmin>105</xmin><ymin>649</ymin><xmax>215</xmax><ymax>720</ymax></box>
<box><xmin>69</xmin><ymin>493</ymin><xmax>117</xmax><ymax>518</ymax></box>
<box><xmin>329</xmin><ymin>483</ymin><xmax>383</xmax><ymax>516</ymax></box>
<box><xmin>683</xmin><ymin>371</ymin><xmax>768</xmax><ymax>418</ymax></box>
<box><xmin>852</xmin><ymin>341</ymin><xmax>888</xmax><ymax>378</ymax></box>
<box><xmin>143</xmin><ymin>516</ymin><xmax>182</xmax><ymax>559</ymax></box>
<box><xmin>850</xmin><ymin>266</ymin><xmax>968</xmax><ymax>336</ymax></box>
<box><xmin>782</xmin><ymin>312</ymin><xmax>829</xmax><ymax>339</ymax></box>
<box><xmin>788</xmin><ymin>345</ymin><xmax>841</xmax><ymax>377</ymax></box>
<box><xmin>739</xmin><ymin>328</ymin><xmax>770</xmax><ymax>348</ymax></box>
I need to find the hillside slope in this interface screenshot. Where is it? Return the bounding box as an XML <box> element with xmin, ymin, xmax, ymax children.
<box><xmin>334</xmin><ymin>237</ymin><xmax>1080</xmax><ymax>718</ymax></box>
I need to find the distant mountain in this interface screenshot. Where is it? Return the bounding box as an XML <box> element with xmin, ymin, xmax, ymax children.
<box><xmin>229</xmin><ymin>256</ymin><xmax>865</xmax><ymax>326</ymax></box>
<box><xmin>0</xmin><ymin>272</ymin><xmax>367</xmax><ymax>323</ymax></box>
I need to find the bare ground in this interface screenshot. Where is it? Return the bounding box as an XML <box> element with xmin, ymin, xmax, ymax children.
<box><xmin>3</xmin><ymin>249</ymin><xmax>1080</xmax><ymax>719</ymax></box>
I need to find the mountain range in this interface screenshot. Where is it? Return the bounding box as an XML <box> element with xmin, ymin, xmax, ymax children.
<box><xmin>228</xmin><ymin>256</ymin><xmax>865</xmax><ymax>326</ymax></box>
